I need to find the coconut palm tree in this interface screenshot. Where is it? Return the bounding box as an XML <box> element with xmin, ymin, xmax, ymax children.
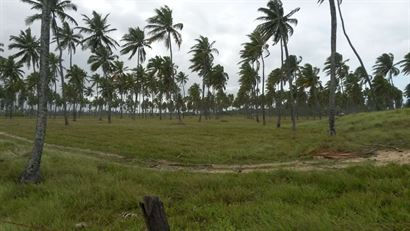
<box><xmin>240</xmin><ymin>30</ymin><xmax>269</xmax><ymax>125</ymax></box>
<box><xmin>23</xmin><ymin>0</ymin><xmax>78</xmax><ymax>126</ymax></box>
<box><xmin>112</xmin><ymin>60</ymin><xmax>129</xmax><ymax>118</ymax></box>
<box><xmin>146</xmin><ymin>5</ymin><xmax>183</xmax><ymax>120</ymax></box>
<box><xmin>121</xmin><ymin>27</ymin><xmax>151</xmax><ymax>67</ymax></box>
<box><xmin>299</xmin><ymin>63</ymin><xmax>322</xmax><ymax>118</ymax></box>
<box><xmin>399</xmin><ymin>53</ymin><xmax>410</xmax><ymax>76</ymax></box>
<box><xmin>318</xmin><ymin>0</ymin><xmax>338</xmax><ymax>136</ymax></box>
<box><xmin>189</xmin><ymin>36</ymin><xmax>219</xmax><ymax>122</ymax></box>
<box><xmin>48</xmin><ymin>52</ymin><xmax>60</xmax><ymax>116</ymax></box>
<box><xmin>176</xmin><ymin>71</ymin><xmax>188</xmax><ymax>98</ymax></box>
<box><xmin>66</xmin><ymin>65</ymin><xmax>87</xmax><ymax>121</ymax></box>
<box><xmin>256</xmin><ymin>0</ymin><xmax>299</xmax><ymax>128</ymax></box>
<box><xmin>8</xmin><ymin>28</ymin><xmax>40</xmax><ymax>73</ymax></box>
<box><xmin>78</xmin><ymin>11</ymin><xmax>119</xmax><ymax>52</ymax></box>
<box><xmin>55</xmin><ymin>21</ymin><xmax>82</xmax><ymax>68</ymax></box>
<box><xmin>0</xmin><ymin>57</ymin><xmax>25</xmax><ymax>118</ymax></box>
<box><xmin>88</xmin><ymin>46</ymin><xmax>117</xmax><ymax>123</ymax></box>
<box><xmin>373</xmin><ymin>53</ymin><xmax>400</xmax><ymax>86</ymax></box>
<box><xmin>20</xmin><ymin>0</ymin><xmax>52</xmax><ymax>183</ymax></box>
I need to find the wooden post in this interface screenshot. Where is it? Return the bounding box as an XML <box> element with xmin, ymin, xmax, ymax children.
<box><xmin>139</xmin><ymin>196</ymin><xmax>170</xmax><ymax>231</ymax></box>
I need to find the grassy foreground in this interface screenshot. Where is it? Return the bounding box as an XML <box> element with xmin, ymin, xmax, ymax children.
<box><xmin>0</xmin><ymin>137</ymin><xmax>409</xmax><ymax>230</ymax></box>
<box><xmin>0</xmin><ymin>110</ymin><xmax>410</xmax><ymax>230</ymax></box>
<box><xmin>0</xmin><ymin>109</ymin><xmax>409</xmax><ymax>164</ymax></box>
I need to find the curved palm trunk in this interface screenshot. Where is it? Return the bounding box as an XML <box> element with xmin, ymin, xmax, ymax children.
<box><xmin>168</xmin><ymin>32</ymin><xmax>181</xmax><ymax>122</ymax></box>
<box><xmin>336</xmin><ymin>1</ymin><xmax>378</xmax><ymax>110</ymax></box>
<box><xmin>283</xmin><ymin>40</ymin><xmax>296</xmax><ymax>131</ymax></box>
<box><xmin>56</xmin><ymin>32</ymin><xmax>69</xmax><ymax>126</ymax></box>
<box><xmin>328</xmin><ymin>0</ymin><xmax>337</xmax><ymax>136</ymax></box>
<box><xmin>20</xmin><ymin>1</ymin><xmax>51</xmax><ymax>183</ymax></box>
<box><xmin>261</xmin><ymin>55</ymin><xmax>266</xmax><ymax>125</ymax></box>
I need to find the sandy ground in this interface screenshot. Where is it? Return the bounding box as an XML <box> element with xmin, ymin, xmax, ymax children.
<box><xmin>1</xmin><ymin>131</ymin><xmax>409</xmax><ymax>173</ymax></box>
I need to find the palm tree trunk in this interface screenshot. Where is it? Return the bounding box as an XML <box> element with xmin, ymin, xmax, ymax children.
<box><xmin>56</xmin><ymin>33</ymin><xmax>69</xmax><ymax>126</ymax></box>
<box><xmin>168</xmin><ymin>32</ymin><xmax>181</xmax><ymax>122</ymax></box>
<box><xmin>328</xmin><ymin>0</ymin><xmax>337</xmax><ymax>136</ymax></box>
<box><xmin>283</xmin><ymin>40</ymin><xmax>296</xmax><ymax>131</ymax></box>
<box><xmin>199</xmin><ymin>79</ymin><xmax>205</xmax><ymax>122</ymax></box>
<box><xmin>261</xmin><ymin>55</ymin><xmax>266</xmax><ymax>125</ymax></box>
<box><xmin>336</xmin><ymin>1</ymin><xmax>378</xmax><ymax>110</ymax></box>
<box><xmin>20</xmin><ymin>0</ymin><xmax>51</xmax><ymax>183</ymax></box>
<box><xmin>276</xmin><ymin>40</ymin><xmax>284</xmax><ymax>128</ymax></box>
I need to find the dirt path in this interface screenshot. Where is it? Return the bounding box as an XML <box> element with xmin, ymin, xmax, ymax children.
<box><xmin>1</xmin><ymin>131</ymin><xmax>409</xmax><ymax>173</ymax></box>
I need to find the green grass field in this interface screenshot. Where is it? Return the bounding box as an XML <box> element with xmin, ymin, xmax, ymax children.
<box><xmin>0</xmin><ymin>109</ymin><xmax>410</xmax><ymax>230</ymax></box>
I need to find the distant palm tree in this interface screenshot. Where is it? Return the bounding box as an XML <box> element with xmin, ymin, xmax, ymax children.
<box><xmin>399</xmin><ymin>53</ymin><xmax>410</xmax><ymax>76</ymax></box>
<box><xmin>257</xmin><ymin>0</ymin><xmax>299</xmax><ymax>128</ymax></box>
<box><xmin>318</xmin><ymin>0</ymin><xmax>338</xmax><ymax>136</ymax></box>
<box><xmin>189</xmin><ymin>36</ymin><xmax>219</xmax><ymax>122</ymax></box>
<box><xmin>121</xmin><ymin>27</ymin><xmax>151</xmax><ymax>67</ymax></box>
<box><xmin>56</xmin><ymin>22</ymin><xmax>82</xmax><ymax>68</ymax></box>
<box><xmin>49</xmin><ymin>52</ymin><xmax>60</xmax><ymax>117</ymax></box>
<box><xmin>112</xmin><ymin>60</ymin><xmax>129</xmax><ymax>118</ymax></box>
<box><xmin>78</xmin><ymin>11</ymin><xmax>119</xmax><ymax>52</ymax></box>
<box><xmin>373</xmin><ymin>53</ymin><xmax>400</xmax><ymax>86</ymax></box>
<box><xmin>299</xmin><ymin>63</ymin><xmax>322</xmax><ymax>119</ymax></box>
<box><xmin>240</xmin><ymin>30</ymin><xmax>269</xmax><ymax>125</ymax></box>
<box><xmin>23</xmin><ymin>0</ymin><xmax>78</xmax><ymax>126</ymax></box>
<box><xmin>0</xmin><ymin>57</ymin><xmax>25</xmax><ymax>118</ymax></box>
<box><xmin>66</xmin><ymin>65</ymin><xmax>87</xmax><ymax>121</ymax></box>
<box><xmin>88</xmin><ymin>46</ymin><xmax>117</xmax><ymax>123</ymax></box>
<box><xmin>176</xmin><ymin>71</ymin><xmax>188</xmax><ymax>98</ymax></box>
<box><xmin>20</xmin><ymin>0</ymin><xmax>52</xmax><ymax>183</ymax></box>
<box><xmin>8</xmin><ymin>28</ymin><xmax>40</xmax><ymax>73</ymax></box>
<box><xmin>146</xmin><ymin>5</ymin><xmax>183</xmax><ymax>120</ymax></box>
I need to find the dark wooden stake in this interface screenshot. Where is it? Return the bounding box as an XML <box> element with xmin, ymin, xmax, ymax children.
<box><xmin>139</xmin><ymin>196</ymin><xmax>170</xmax><ymax>231</ymax></box>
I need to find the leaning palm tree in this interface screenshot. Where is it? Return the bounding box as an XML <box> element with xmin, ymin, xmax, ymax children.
<box><xmin>240</xmin><ymin>30</ymin><xmax>269</xmax><ymax>125</ymax></box>
<box><xmin>8</xmin><ymin>28</ymin><xmax>40</xmax><ymax>73</ymax></box>
<box><xmin>373</xmin><ymin>53</ymin><xmax>400</xmax><ymax>86</ymax></box>
<box><xmin>121</xmin><ymin>27</ymin><xmax>151</xmax><ymax>67</ymax></box>
<box><xmin>88</xmin><ymin>46</ymin><xmax>118</xmax><ymax>123</ymax></box>
<box><xmin>78</xmin><ymin>11</ymin><xmax>119</xmax><ymax>52</ymax></box>
<box><xmin>318</xmin><ymin>0</ymin><xmax>338</xmax><ymax>136</ymax></box>
<box><xmin>23</xmin><ymin>0</ymin><xmax>78</xmax><ymax>126</ymax></box>
<box><xmin>189</xmin><ymin>36</ymin><xmax>219</xmax><ymax>122</ymax></box>
<box><xmin>20</xmin><ymin>0</ymin><xmax>52</xmax><ymax>183</ymax></box>
<box><xmin>399</xmin><ymin>52</ymin><xmax>410</xmax><ymax>76</ymax></box>
<box><xmin>256</xmin><ymin>0</ymin><xmax>299</xmax><ymax>128</ymax></box>
<box><xmin>56</xmin><ymin>21</ymin><xmax>82</xmax><ymax>68</ymax></box>
<box><xmin>146</xmin><ymin>5</ymin><xmax>183</xmax><ymax>120</ymax></box>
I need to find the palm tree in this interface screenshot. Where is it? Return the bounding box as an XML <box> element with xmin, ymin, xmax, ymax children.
<box><xmin>20</xmin><ymin>0</ymin><xmax>52</xmax><ymax>183</ymax></box>
<box><xmin>121</xmin><ymin>27</ymin><xmax>151</xmax><ymax>66</ymax></box>
<box><xmin>112</xmin><ymin>60</ymin><xmax>129</xmax><ymax>118</ymax></box>
<box><xmin>146</xmin><ymin>5</ymin><xmax>183</xmax><ymax>120</ymax></box>
<box><xmin>56</xmin><ymin>21</ymin><xmax>82</xmax><ymax>68</ymax></box>
<box><xmin>0</xmin><ymin>57</ymin><xmax>25</xmax><ymax>118</ymax></box>
<box><xmin>23</xmin><ymin>0</ymin><xmax>78</xmax><ymax>126</ymax></box>
<box><xmin>256</xmin><ymin>0</ymin><xmax>299</xmax><ymax>128</ymax></box>
<box><xmin>189</xmin><ymin>36</ymin><xmax>219</xmax><ymax>122</ymax></box>
<box><xmin>90</xmin><ymin>73</ymin><xmax>102</xmax><ymax>118</ymax></box>
<box><xmin>66</xmin><ymin>65</ymin><xmax>87</xmax><ymax>121</ymax></box>
<box><xmin>399</xmin><ymin>53</ymin><xmax>410</xmax><ymax>76</ymax></box>
<box><xmin>240</xmin><ymin>30</ymin><xmax>269</xmax><ymax>125</ymax></box>
<box><xmin>8</xmin><ymin>28</ymin><xmax>40</xmax><ymax>73</ymax></box>
<box><xmin>373</xmin><ymin>53</ymin><xmax>400</xmax><ymax>86</ymax></box>
<box><xmin>78</xmin><ymin>11</ymin><xmax>119</xmax><ymax>52</ymax></box>
<box><xmin>88</xmin><ymin>46</ymin><xmax>117</xmax><ymax>123</ymax></box>
<box><xmin>49</xmin><ymin>52</ymin><xmax>60</xmax><ymax>117</ymax></box>
<box><xmin>318</xmin><ymin>0</ymin><xmax>338</xmax><ymax>136</ymax></box>
<box><xmin>299</xmin><ymin>64</ymin><xmax>322</xmax><ymax>119</ymax></box>
<box><xmin>176</xmin><ymin>71</ymin><xmax>188</xmax><ymax>98</ymax></box>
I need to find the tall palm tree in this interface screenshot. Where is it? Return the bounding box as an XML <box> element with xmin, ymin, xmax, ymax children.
<box><xmin>8</xmin><ymin>28</ymin><xmax>40</xmax><ymax>73</ymax></box>
<box><xmin>189</xmin><ymin>36</ymin><xmax>219</xmax><ymax>122</ymax></box>
<box><xmin>146</xmin><ymin>5</ymin><xmax>183</xmax><ymax>120</ymax></box>
<box><xmin>373</xmin><ymin>53</ymin><xmax>401</xmax><ymax>86</ymax></box>
<box><xmin>240</xmin><ymin>30</ymin><xmax>269</xmax><ymax>125</ymax></box>
<box><xmin>399</xmin><ymin>52</ymin><xmax>410</xmax><ymax>76</ymax></box>
<box><xmin>176</xmin><ymin>71</ymin><xmax>188</xmax><ymax>98</ymax></box>
<box><xmin>112</xmin><ymin>60</ymin><xmax>129</xmax><ymax>118</ymax></box>
<box><xmin>23</xmin><ymin>0</ymin><xmax>78</xmax><ymax>126</ymax></box>
<box><xmin>0</xmin><ymin>57</ymin><xmax>25</xmax><ymax>118</ymax></box>
<box><xmin>318</xmin><ymin>0</ymin><xmax>338</xmax><ymax>136</ymax></box>
<box><xmin>56</xmin><ymin>21</ymin><xmax>82</xmax><ymax>68</ymax></box>
<box><xmin>256</xmin><ymin>0</ymin><xmax>299</xmax><ymax>128</ymax></box>
<box><xmin>88</xmin><ymin>46</ymin><xmax>117</xmax><ymax>123</ymax></box>
<box><xmin>121</xmin><ymin>27</ymin><xmax>151</xmax><ymax>66</ymax></box>
<box><xmin>299</xmin><ymin>63</ymin><xmax>322</xmax><ymax>119</ymax></box>
<box><xmin>66</xmin><ymin>65</ymin><xmax>87</xmax><ymax>121</ymax></box>
<box><xmin>20</xmin><ymin>0</ymin><xmax>52</xmax><ymax>183</ymax></box>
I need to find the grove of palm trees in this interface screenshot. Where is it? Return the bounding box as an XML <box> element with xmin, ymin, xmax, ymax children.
<box><xmin>0</xmin><ymin>0</ymin><xmax>409</xmax><ymax>229</ymax></box>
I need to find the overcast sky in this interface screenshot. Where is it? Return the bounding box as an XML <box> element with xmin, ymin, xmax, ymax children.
<box><xmin>1</xmin><ymin>0</ymin><xmax>409</xmax><ymax>94</ymax></box>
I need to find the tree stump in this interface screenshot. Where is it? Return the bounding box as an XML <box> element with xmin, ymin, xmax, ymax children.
<box><xmin>139</xmin><ymin>196</ymin><xmax>170</xmax><ymax>231</ymax></box>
